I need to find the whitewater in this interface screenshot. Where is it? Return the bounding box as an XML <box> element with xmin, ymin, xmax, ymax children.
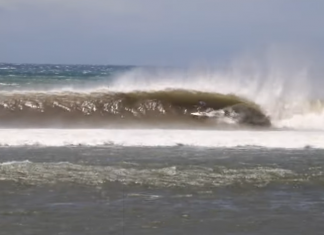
<box><xmin>0</xmin><ymin>129</ymin><xmax>323</xmax><ymax>149</ymax></box>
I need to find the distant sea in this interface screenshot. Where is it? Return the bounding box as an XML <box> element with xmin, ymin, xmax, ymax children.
<box><xmin>1</xmin><ymin>63</ymin><xmax>324</xmax><ymax>234</ymax></box>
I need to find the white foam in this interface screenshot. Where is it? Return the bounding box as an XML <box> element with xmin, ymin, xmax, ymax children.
<box><xmin>275</xmin><ymin>111</ymin><xmax>324</xmax><ymax>131</ymax></box>
<box><xmin>0</xmin><ymin>83</ymin><xmax>18</xmax><ymax>86</ymax></box>
<box><xmin>0</xmin><ymin>129</ymin><xmax>324</xmax><ymax>149</ymax></box>
<box><xmin>0</xmin><ymin>160</ymin><xmax>31</xmax><ymax>165</ymax></box>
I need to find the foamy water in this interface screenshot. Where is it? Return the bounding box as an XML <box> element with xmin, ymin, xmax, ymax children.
<box><xmin>1</xmin><ymin>129</ymin><xmax>323</xmax><ymax>149</ymax></box>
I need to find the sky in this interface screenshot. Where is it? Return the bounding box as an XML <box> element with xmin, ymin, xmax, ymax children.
<box><xmin>0</xmin><ymin>0</ymin><xmax>324</xmax><ymax>66</ymax></box>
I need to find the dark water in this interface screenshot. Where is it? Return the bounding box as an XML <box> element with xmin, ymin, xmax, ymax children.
<box><xmin>1</xmin><ymin>146</ymin><xmax>324</xmax><ymax>235</ymax></box>
<box><xmin>0</xmin><ymin>89</ymin><xmax>269</xmax><ymax>128</ymax></box>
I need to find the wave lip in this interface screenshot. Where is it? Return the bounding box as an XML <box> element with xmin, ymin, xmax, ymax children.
<box><xmin>0</xmin><ymin>89</ymin><xmax>270</xmax><ymax>128</ymax></box>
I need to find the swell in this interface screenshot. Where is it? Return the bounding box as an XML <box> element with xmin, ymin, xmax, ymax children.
<box><xmin>0</xmin><ymin>89</ymin><xmax>266</xmax><ymax>128</ymax></box>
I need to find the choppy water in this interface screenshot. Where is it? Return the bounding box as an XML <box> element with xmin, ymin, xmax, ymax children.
<box><xmin>1</xmin><ymin>63</ymin><xmax>324</xmax><ymax>234</ymax></box>
<box><xmin>1</xmin><ymin>146</ymin><xmax>324</xmax><ymax>235</ymax></box>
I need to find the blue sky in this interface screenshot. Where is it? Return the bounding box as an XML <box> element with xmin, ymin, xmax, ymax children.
<box><xmin>1</xmin><ymin>0</ymin><xmax>323</xmax><ymax>66</ymax></box>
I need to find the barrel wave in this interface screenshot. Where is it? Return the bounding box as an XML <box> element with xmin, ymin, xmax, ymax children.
<box><xmin>2</xmin><ymin>62</ymin><xmax>323</xmax><ymax>130</ymax></box>
<box><xmin>0</xmin><ymin>89</ymin><xmax>270</xmax><ymax>128</ymax></box>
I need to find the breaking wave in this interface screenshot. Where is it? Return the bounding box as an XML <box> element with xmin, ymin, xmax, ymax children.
<box><xmin>1</xmin><ymin>53</ymin><xmax>324</xmax><ymax>131</ymax></box>
<box><xmin>0</xmin><ymin>89</ymin><xmax>269</xmax><ymax>128</ymax></box>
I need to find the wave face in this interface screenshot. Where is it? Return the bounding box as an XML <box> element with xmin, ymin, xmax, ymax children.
<box><xmin>0</xmin><ymin>89</ymin><xmax>269</xmax><ymax>128</ymax></box>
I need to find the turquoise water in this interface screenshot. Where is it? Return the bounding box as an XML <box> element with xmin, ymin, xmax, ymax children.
<box><xmin>0</xmin><ymin>63</ymin><xmax>132</xmax><ymax>90</ymax></box>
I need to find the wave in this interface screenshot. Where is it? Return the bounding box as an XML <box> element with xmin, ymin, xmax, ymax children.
<box><xmin>104</xmin><ymin>64</ymin><xmax>324</xmax><ymax>131</ymax></box>
<box><xmin>1</xmin><ymin>55</ymin><xmax>324</xmax><ymax>130</ymax></box>
<box><xmin>0</xmin><ymin>89</ymin><xmax>270</xmax><ymax>128</ymax></box>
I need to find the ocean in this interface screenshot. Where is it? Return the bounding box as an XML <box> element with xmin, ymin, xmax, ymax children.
<box><xmin>0</xmin><ymin>63</ymin><xmax>324</xmax><ymax>234</ymax></box>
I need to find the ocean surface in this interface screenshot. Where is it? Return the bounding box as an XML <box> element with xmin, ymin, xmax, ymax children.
<box><xmin>1</xmin><ymin>63</ymin><xmax>324</xmax><ymax>234</ymax></box>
